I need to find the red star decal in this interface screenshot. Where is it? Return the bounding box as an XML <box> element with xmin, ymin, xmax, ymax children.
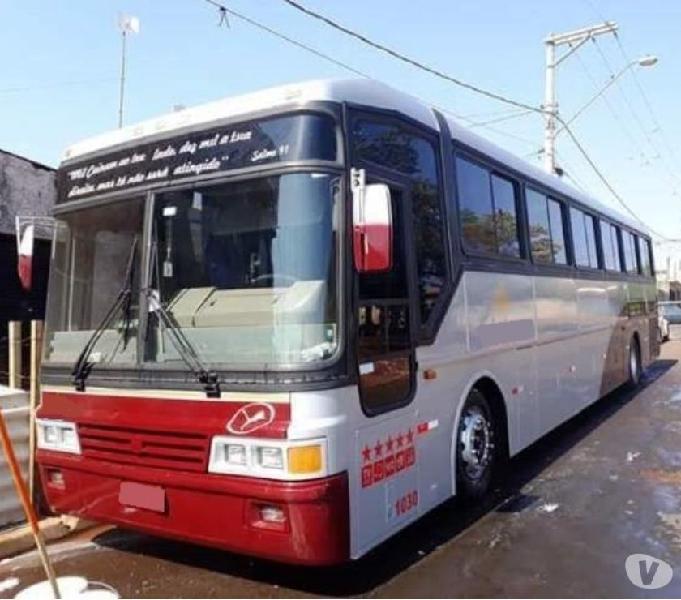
<box><xmin>386</xmin><ymin>435</ymin><xmax>394</xmax><ymax>452</ymax></box>
<box><xmin>374</xmin><ymin>440</ymin><xmax>384</xmax><ymax>458</ymax></box>
<box><xmin>396</xmin><ymin>432</ymin><xmax>405</xmax><ymax>447</ymax></box>
<box><xmin>406</xmin><ymin>428</ymin><xmax>414</xmax><ymax>445</ymax></box>
<box><xmin>362</xmin><ymin>445</ymin><xmax>371</xmax><ymax>463</ymax></box>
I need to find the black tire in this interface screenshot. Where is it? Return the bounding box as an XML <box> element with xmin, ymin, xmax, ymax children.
<box><xmin>627</xmin><ymin>337</ymin><xmax>642</xmax><ymax>388</ymax></box>
<box><xmin>456</xmin><ymin>388</ymin><xmax>498</xmax><ymax>500</ymax></box>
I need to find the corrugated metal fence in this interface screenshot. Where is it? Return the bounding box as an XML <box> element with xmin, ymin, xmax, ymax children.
<box><xmin>0</xmin><ymin>387</ymin><xmax>29</xmax><ymax>528</ymax></box>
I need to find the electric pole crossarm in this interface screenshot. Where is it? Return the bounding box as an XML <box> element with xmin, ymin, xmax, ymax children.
<box><xmin>544</xmin><ymin>22</ymin><xmax>618</xmax><ymax>46</ymax></box>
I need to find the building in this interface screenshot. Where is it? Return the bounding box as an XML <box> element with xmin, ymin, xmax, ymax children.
<box><xmin>655</xmin><ymin>250</ymin><xmax>681</xmax><ymax>301</ymax></box>
<box><xmin>0</xmin><ymin>149</ymin><xmax>55</xmax><ymax>384</ymax></box>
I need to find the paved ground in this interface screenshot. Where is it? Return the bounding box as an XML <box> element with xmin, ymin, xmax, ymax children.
<box><xmin>3</xmin><ymin>343</ymin><xmax>681</xmax><ymax>598</ymax></box>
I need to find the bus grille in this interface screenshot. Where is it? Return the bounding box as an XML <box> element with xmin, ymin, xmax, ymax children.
<box><xmin>78</xmin><ymin>423</ymin><xmax>209</xmax><ymax>472</ymax></box>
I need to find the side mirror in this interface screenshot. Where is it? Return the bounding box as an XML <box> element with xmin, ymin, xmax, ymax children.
<box><xmin>352</xmin><ymin>169</ymin><xmax>393</xmax><ymax>273</ymax></box>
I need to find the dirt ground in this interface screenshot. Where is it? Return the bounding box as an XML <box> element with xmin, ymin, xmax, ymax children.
<box><xmin>3</xmin><ymin>343</ymin><xmax>681</xmax><ymax>598</ymax></box>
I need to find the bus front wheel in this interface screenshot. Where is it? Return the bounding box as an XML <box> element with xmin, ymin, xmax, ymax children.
<box><xmin>456</xmin><ymin>388</ymin><xmax>498</xmax><ymax>499</ymax></box>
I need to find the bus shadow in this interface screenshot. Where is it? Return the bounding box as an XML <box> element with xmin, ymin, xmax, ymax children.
<box><xmin>93</xmin><ymin>357</ymin><xmax>677</xmax><ymax>597</ymax></box>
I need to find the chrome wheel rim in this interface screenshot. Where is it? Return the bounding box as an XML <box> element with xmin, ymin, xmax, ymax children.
<box><xmin>459</xmin><ymin>406</ymin><xmax>494</xmax><ymax>481</ymax></box>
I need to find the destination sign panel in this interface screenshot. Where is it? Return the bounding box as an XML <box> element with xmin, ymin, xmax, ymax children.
<box><xmin>57</xmin><ymin>113</ymin><xmax>337</xmax><ymax>203</ymax></box>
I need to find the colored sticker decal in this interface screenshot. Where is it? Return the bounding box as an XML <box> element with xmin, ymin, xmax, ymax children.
<box><xmin>416</xmin><ymin>419</ymin><xmax>439</xmax><ymax>435</ymax></box>
<box><xmin>359</xmin><ymin>429</ymin><xmax>416</xmax><ymax>488</ymax></box>
<box><xmin>226</xmin><ymin>402</ymin><xmax>276</xmax><ymax>435</ymax></box>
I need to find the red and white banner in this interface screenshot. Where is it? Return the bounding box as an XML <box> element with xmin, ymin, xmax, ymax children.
<box><xmin>17</xmin><ymin>224</ymin><xmax>34</xmax><ymax>291</ymax></box>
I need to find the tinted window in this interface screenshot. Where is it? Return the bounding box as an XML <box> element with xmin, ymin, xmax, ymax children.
<box><xmin>570</xmin><ymin>208</ymin><xmax>589</xmax><ymax>267</ymax></box>
<box><xmin>585</xmin><ymin>214</ymin><xmax>599</xmax><ymax>268</ymax></box>
<box><xmin>353</xmin><ymin>120</ymin><xmax>437</xmax><ymax>181</ymax></box>
<box><xmin>353</xmin><ymin>119</ymin><xmax>447</xmax><ymax>324</ymax></box>
<box><xmin>600</xmin><ymin>221</ymin><xmax>622</xmax><ymax>271</ymax></box>
<box><xmin>455</xmin><ymin>157</ymin><xmax>495</xmax><ymax>254</ymax></box>
<box><xmin>570</xmin><ymin>208</ymin><xmax>599</xmax><ymax>268</ymax></box>
<box><xmin>547</xmin><ymin>199</ymin><xmax>567</xmax><ymax>264</ymax></box>
<box><xmin>526</xmin><ymin>189</ymin><xmax>552</xmax><ymax>264</ymax></box>
<box><xmin>639</xmin><ymin>237</ymin><xmax>653</xmax><ymax>276</ymax></box>
<box><xmin>413</xmin><ymin>184</ymin><xmax>447</xmax><ymax>323</ymax></box>
<box><xmin>526</xmin><ymin>189</ymin><xmax>566</xmax><ymax>265</ymax></box>
<box><xmin>491</xmin><ymin>174</ymin><xmax>521</xmax><ymax>257</ymax></box>
<box><xmin>600</xmin><ymin>221</ymin><xmax>612</xmax><ymax>269</ymax></box>
<box><xmin>454</xmin><ymin>157</ymin><xmax>521</xmax><ymax>257</ymax></box>
<box><xmin>622</xmin><ymin>231</ymin><xmax>639</xmax><ymax>274</ymax></box>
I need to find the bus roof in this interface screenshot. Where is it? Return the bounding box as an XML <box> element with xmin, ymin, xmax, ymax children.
<box><xmin>63</xmin><ymin>78</ymin><xmax>645</xmax><ymax>234</ymax></box>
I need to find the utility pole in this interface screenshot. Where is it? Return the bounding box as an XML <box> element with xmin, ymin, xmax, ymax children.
<box><xmin>117</xmin><ymin>14</ymin><xmax>140</xmax><ymax>129</ymax></box>
<box><xmin>543</xmin><ymin>22</ymin><xmax>618</xmax><ymax>174</ymax></box>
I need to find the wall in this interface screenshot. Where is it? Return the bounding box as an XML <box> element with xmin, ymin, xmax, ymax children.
<box><xmin>0</xmin><ymin>387</ymin><xmax>29</xmax><ymax>529</ymax></box>
<box><xmin>0</xmin><ymin>150</ymin><xmax>54</xmax><ymax>237</ymax></box>
<box><xmin>0</xmin><ymin>150</ymin><xmax>55</xmax><ymax>385</ymax></box>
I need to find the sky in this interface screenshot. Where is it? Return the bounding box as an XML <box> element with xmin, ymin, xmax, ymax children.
<box><xmin>2</xmin><ymin>0</ymin><xmax>680</xmax><ymax>261</ymax></box>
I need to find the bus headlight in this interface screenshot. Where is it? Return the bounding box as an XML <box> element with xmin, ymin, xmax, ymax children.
<box><xmin>254</xmin><ymin>446</ymin><xmax>284</xmax><ymax>470</ymax></box>
<box><xmin>226</xmin><ymin>444</ymin><xmax>247</xmax><ymax>466</ymax></box>
<box><xmin>37</xmin><ymin>419</ymin><xmax>81</xmax><ymax>454</ymax></box>
<box><xmin>208</xmin><ymin>437</ymin><xmax>327</xmax><ymax>479</ymax></box>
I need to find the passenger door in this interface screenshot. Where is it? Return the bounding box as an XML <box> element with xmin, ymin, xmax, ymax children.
<box><xmin>357</xmin><ymin>183</ymin><xmax>415</xmax><ymax>414</ymax></box>
<box><xmin>354</xmin><ymin>179</ymin><xmax>421</xmax><ymax>554</ymax></box>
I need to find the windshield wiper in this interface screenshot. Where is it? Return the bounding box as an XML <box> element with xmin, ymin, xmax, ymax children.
<box><xmin>144</xmin><ymin>289</ymin><xmax>221</xmax><ymax>398</ymax></box>
<box><xmin>72</xmin><ymin>237</ymin><xmax>139</xmax><ymax>392</ymax></box>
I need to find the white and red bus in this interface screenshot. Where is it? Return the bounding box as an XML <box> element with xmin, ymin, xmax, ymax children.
<box><xmin>36</xmin><ymin>80</ymin><xmax>658</xmax><ymax>565</ymax></box>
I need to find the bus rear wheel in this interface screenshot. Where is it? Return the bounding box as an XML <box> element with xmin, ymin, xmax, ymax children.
<box><xmin>627</xmin><ymin>337</ymin><xmax>642</xmax><ymax>388</ymax></box>
<box><xmin>456</xmin><ymin>388</ymin><xmax>498</xmax><ymax>499</ymax></box>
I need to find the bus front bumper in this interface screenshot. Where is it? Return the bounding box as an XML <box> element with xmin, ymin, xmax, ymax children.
<box><xmin>37</xmin><ymin>451</ymin><xmax>349</xmax><ymax>565</ymax></box>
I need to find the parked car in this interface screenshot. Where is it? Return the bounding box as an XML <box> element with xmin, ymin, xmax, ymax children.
<box><xmin>658</xmin><ymin>313</ymin><xmax>670</xmax><ymax>343</ymax></box>
<box><xmin>659</xmin><ymin>301</ymin><xmax>681</xmax><ymax>325</ymax></box>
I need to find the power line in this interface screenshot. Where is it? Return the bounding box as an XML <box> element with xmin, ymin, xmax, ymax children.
<box><xmin>200</xmin><ymin>0</ymin><xmax>370</xmax><ymax>78</ymax></box>
<box><xmin>591</xmin><ymin>37</ymin><xmax>681</xmax><ymax>191</ymax></box>
<box><xmin>571</xmin><ymin>50</ymin><xmax>647</xmax><ymax>164</ymax></box>
<box><xmin>469</xmin><ymin>109</ymin><xmax>536</xmax><ymax>128</ymax></box>
<box><xmin>280</xmin><ymin>0</ymin><xmax>669</xmax><ymax>236</ymax></box>
<box><xmin>0</xmin><ymin>77</ymin><xmax>118</xmax><ymax>95</ymax></box>
<box><xmin>196</xmin><ymin>0</ymin><xmax>670</xmax><ymax>238</ymax></box>
<box><xmin>613</xmin><ymin>33</ymin><xmax>681</xmax><ymax>173</ymax></box>
<box><xmin>579</xmin><ymin>0</ymin><xmax>681</xmax><ymax>171</ymax></box>
<box><xmin>434</xmin><ymin>105</ymin><xmax>539</xmax><ymax>147</ymax></box>
<box><xmin>456</xmin><ymin>107</ymin><xmax>533</xmax><ymax>120</ymax></box>
<box><xmin>280</xmin><ymin>0</ymin><xmax>540</xmax><ymax>114</ymax></box>
<box><xmin>199</xmin><ymin>0</ymin><xmax>539</xmax><ymax>149</ymax></box>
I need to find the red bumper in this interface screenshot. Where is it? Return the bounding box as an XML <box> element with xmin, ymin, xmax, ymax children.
<box><xmin>38</xmin><ymin>452</ymin><xmax>349</xmax><ymax>565</ymax></box>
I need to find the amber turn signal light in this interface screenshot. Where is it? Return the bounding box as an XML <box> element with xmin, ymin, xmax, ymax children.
<box><xmin>287</xmin><ymin>444</ymin><xmax>323</xmax><ymax>474</ymax></box>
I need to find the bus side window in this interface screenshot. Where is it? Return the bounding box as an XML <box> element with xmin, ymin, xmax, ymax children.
<box><xmin>622</xmin><ymin>230</ymin><xmax>638</xmax><ymax>274</ymax></box>
<box><xmin>352</xmin><ymin>117</ymin><xmax>447</xmax><ymax>328</ymax></box>
<box><xmin>570</xmin><ymin>208</ymin><xmax>600</xmax><ymax>269</ymax></box>
<box><xmin>638</xmin><ymin>236</ymin><xmax>652</xmax><ymax>276</ymax></box>
<box><xmin>357</xmin><ymin>188</ymin><xmax>413</xmax><ymax>414</ymax></box>
<box><xmin>600</xmin><ymin>220</ymin><xmax>623</xmax><ymax>272</ymax></box>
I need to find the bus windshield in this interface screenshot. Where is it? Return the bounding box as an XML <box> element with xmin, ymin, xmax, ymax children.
<box><xmin>147</xmin><ymin>172</ymin><xmax>341</xmax><ymax>367</ymax></box>
<box><xmin>43</xmin><ymin>172</ymin><xmax>341</xmax><ymax>369</ymax></box>
<box><xmin>43</xmin><ymin>198</ymin><xmax>144</xmax><ymax>364</ymax></box>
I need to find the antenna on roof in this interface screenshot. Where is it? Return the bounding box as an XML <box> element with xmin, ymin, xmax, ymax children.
<box><xmin>117</xmin><ymin>14</ymin><xmax>140</xmax><ymax>129</ymax></box>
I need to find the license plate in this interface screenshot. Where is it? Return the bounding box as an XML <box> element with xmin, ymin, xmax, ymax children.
<box><xmin>119</xmin><ymin>481</ymin><xmax>166</xmax><ymax>513</ymax></box>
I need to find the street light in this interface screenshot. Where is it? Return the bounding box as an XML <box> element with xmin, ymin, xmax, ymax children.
<box><xmin>638</xmin><ymin>55</ymin><xmax>658</xmax><ymax>68</ymax></box>
<box><xmin>555</xmin><ymin>55</ymin><xmax>658</xmax><ymax>138</ymax></box>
